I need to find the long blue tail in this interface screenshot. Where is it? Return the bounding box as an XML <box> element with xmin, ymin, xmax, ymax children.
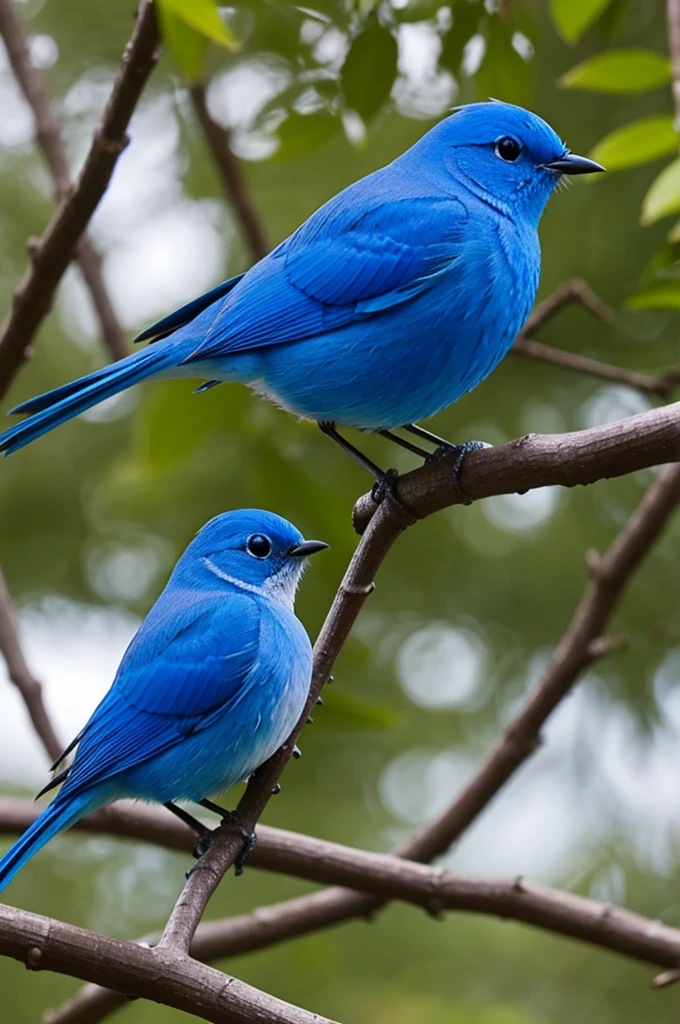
<box><xmin>0</xmin><ymin>341</ymin><xmax>185</xmax><ymax>455</ymax></box>
<box><xmin>0</xmin><ymin>792</ymin><xmax>93</xmax><ymax>893</ymax></box>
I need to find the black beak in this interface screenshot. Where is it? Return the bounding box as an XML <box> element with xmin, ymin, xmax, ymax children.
<box><xmin>287</xmin><ymin>540</ymin><xmax>329</xmax><ymax>557</ymax></box>
<box><xmin>542</xmin><ymin>152</ymin><xmax>605</xmax><ymax>175</ymax></box>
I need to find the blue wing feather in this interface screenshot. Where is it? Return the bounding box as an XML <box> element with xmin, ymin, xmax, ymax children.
<box><xmin>180</xmin><ymin>196</ymin><xmax>467</xmax><ymax>364</ymax></box>
<box><xmin>134</xmin><ymin>272</ymin><xmax>246</xmax><ymax>343</ymax></box>
<box><xmin>58</xmin><ymin>592</ymin><xmax>261</xmax><ymax>796</ymax></box>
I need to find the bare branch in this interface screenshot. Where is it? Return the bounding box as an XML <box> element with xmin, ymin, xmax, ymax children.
<box><xmin>0</xmin><ymin>905</ymin><xmax>337</xmax><ymax>1024</ymax></box>
<box><xmin>0</xmin><ymin>0</ymin><xmax>160</xmax><ymax>399</ymax></box>
<box><xmin>189</xmin><ymin>83</ymin><xmax>268</xmax><ymax>263</ymax></box>
<box><xmin>510</xmin><ymin>278</ymin><xmax>678</xmax><ymax>398</ymax></box>
<box><xmin>0</xmin><ymin>567</ymin><xmax>61</xmax><ymax>762</ymax></box>
<box><xmin>0</xmin><ymin>0</ymin><xmax>127</xmax><ymax>362</ymax></box>
<box><xmin>352</xmin><ymin>399</ymin><xmax>680</xmax><ymax>532</ymax></box>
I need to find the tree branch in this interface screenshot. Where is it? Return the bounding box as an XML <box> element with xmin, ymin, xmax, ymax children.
<box><xmin>352</xmin><ymin>399</ymin><xmax>680</xmax><ymax>532</ymax></box>
<box><xmin>189</xmin><ymin>83</ymin><xmax>268</xmax><ymax>263</ymax></box>
<box><xmin>0</xmin><ymin>904</ymin><xmax>337</xmax><ymax>1024</ymax></box>
<box><xmin>0</xmin><ymin>0</ymin><xmax>160</xmax><ymax>399</ymax></box>
<box><xmin>511</xmin><ymin>278</ymin><xmax>678</xmax><ymax>398</ymax></box>
<box><xmin>0</xmin><ymin>567</ymin><xmax>61</xmax><ymax>762</ymax></box>
<box><xmin>0</xmin><ymin>0</ymin><xmax>127</xmax><ymax>363</ymax></box>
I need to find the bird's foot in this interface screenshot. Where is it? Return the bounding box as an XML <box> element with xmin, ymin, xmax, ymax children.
<box><xmin>234</xmin><ymin>828</ymin><xmax>257</xmax><ymax>877</ymax></box>
<box><xmin>430</xmin><ymin>440</ymin><xmax>491</xmax><ymax>494</ymax></box>
<box><xmin>191</xmin><ymin>827</ymin><xmax>215</xmax><ymax>861</ymax></box>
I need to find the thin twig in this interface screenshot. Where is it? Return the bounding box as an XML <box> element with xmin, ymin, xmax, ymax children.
<box><xmin>0</xmin><ymin>568</ymin><xmax>61</xmax><ymax>762</ymax></box>
<box><xmin>0</xmin><ymin>0</ymin><xmax>126</xmax><ymax>362</ymax></box>
<box><xmin>0</xmin><ymin>0</ymin><xmax>160</xmax><ymax>399</ymax></box>
<box><xmin>511</xmin><ymin>278</ymin><xmax>678</xmax><ymax>398</ymax></box>
<box><xmin>189</xmin><ymin>83</ymin><xmax>268</xmax><ymax>262</ymax></box>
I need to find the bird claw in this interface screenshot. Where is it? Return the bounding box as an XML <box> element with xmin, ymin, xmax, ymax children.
<box><xmin>234</xmin><ymin>829</ymin><xmax>257</xmax><ymax>877</ymax></box>
<box><xmin>370</xmin><ymin>467</ymin><xmax>400</xmax><ymax>506</ymax></box>
<box><xmin>431</xmin><ymin>439</ymin><xmax>491</xmax><ymax>494</ymax></box>
<box><xmin>192</xmin><ymin>828</ymin><xmax>214</xmax><ymax>861</ymax></box>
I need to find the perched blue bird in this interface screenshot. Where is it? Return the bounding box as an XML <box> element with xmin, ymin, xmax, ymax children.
<box><xmin>0</xmin><ymin>510</ymin><xmax>327</xmax><ymax>892</ymax></box>
<box><xmin>0</xmin><ymin>102</ymin><xmax>603</xmax><ymax>485</ymax></box>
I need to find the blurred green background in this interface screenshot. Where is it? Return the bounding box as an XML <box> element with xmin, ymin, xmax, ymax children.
<box><xmin>2</xmin><ymin>0</ymin><xmax>680</xmax><ymax>1021</ymax></box>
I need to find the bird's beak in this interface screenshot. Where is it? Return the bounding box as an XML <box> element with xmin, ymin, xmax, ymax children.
<box><xmin>541</xmin><ymin>152</ymin><xmax>605</xmax><ymax>175</ymax></box>
<box><xmin>287</xmin><ymin>540</ymin><xmax>329</xmax><ymax>557</ymax></box>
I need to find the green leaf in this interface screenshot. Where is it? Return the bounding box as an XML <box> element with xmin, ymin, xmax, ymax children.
<box><xmin>626</xmin><ymin>279</ymin><xmax>680</xmax><ymax>310</ymax></box>
<box><xmin>340</xmin><ymin>19</ymin><xmax>398</xmax><ymax>121</ymax></box>
<box><xmin>274</xmin><ymin>111</ymin><xmax>341</xmax><ymax>161</ymax></box>
<box><xmin>157</xmin><ymin>6</ymin><xmax>209</xmax><ymax>83</ymax></box>
<box><xmin>440</xmin><ymin>0</ymin><xmax>483</xmax><ymax>76</ymax></box>
<box><xmin>476</xmin><ymin>14</ymin><xmax>535</xmax><ymax>106</ymax></box>
<box><xmin>560</xmin><ymin>49</ymin><xmax>672</xmax><ymax>93</ymax></box>
<box><xmin>590</xmin><ymin>116</ymin><xmax>677</xmax><ymax>171</ymax></box>
<box><xmin>157</xmin><ymin>0</ymin><xmax>236</xmax><ymax>50</ymax></box>
<box><xmin>549</xmin><ymin>0</ymin><xmax>613</xmax><ymax>43</ymax></box>
<box><xmin>642</xmin><ymin>157</ymin><xmax>680</xmax><ymax>224</ymax></box>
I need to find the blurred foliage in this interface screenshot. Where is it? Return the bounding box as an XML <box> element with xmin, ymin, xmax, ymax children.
<box><xmin>1</xmin><ymin>1</ymin><xmax>680</xmax><ymax>1023</ymax></box>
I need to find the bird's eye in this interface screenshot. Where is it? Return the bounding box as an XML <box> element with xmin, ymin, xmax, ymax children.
<box><xmin>246</xmin><ymin>534</ymin><xmax>272</xmax><ymax>559</ymax></box>
<box><xmin>494</xmin><ymin>136</ymin><xmax>521</xmax><ymax>163</ymax></box>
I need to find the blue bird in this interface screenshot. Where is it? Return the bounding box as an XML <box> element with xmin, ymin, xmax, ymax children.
<box><xmin>0</xmin><ymin>101</ymin><xmax>603</xmax><ymax>487</ymax></box>
<box><xmin>0</xmin><ymin>510</ymin><xmax>327</xmax><ymax>893</ymax></box>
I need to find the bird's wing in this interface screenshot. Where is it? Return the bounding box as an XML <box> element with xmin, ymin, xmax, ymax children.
<box><xmin>134</xmin><ymin>273</ymin><xmax>246</xmax><ymax>343</ymax></box>
<box><xmin>182</xmin><ymin>195</ymin><xmax>468</xmax><ymax>363</ymax></box>
<box><xmin>55</xmin><ymin>592</ymin><xmax>263</xmax><ymax>797</ymax></box>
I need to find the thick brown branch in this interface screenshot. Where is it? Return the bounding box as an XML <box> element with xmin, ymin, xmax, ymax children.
<box><xmin>22</xmin><ymin>804</ymin><xmax>680</xmax><ymax>1024</ymax></box>
<box><xmin>0</xmin><ymin>0</ymin><xmax>127</xmax><ymax>362</ymax></box>
<box><xmin>352</xmin><ymin>399</ymin><xmax>680</xmax><ymax>532</ymax></box>
<box><xmin>189</xmin><ymin>83</ymin><xmax>268</xmax><ymax>263</ymax></box>
<box><xmin>0</xmin><ymin>567</ymin><xmax>61</xmax><ymax>762</ymax></box>
<box><xmin>0</xmin><ymin>0</ymin><xmax>160</xmax><ymax>398</ymax></box>
<box><xmin>0</xmin><ymin>905</ymin><xmax>336</xmax><ymax>1024</ymax></box>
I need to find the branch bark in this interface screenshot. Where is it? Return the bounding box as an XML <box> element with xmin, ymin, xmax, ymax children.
<box><xmin>0</xmin><ymin>0</ymin><xmax>160</xmax><ymax>399</ymax></box>
<box><xmin>0</xmin><ymin>904</ymin><xmax>337</xmax><ymax>1024</ymax></box>
<box><xmin>0</xmin><ymin>0</ymin><xmax>127</xmax><ymax>363</ymax></box>
<box><xmin>352</xmin><ymin>399</ymin><xmax>680</xmax><ymax>532</ymax></box>
<box><xmin>0</xmin><ymin>567</ymin><xmax>61</xmax><ymax>762</ymax></box>
<box><xmin>189</xmin><ymin>83</ymin><xmax>268</xmax><ymax>263</ymax></box>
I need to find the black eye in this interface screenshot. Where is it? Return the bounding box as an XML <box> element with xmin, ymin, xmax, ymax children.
<box><xmin>495</xmin><ymin>136</ymin><xmax>521</xmax><ymax>162</ymax></box>
<box><xmin>246</xmin><ymin>534</ymin><xmax>272</xmax><ymax>559</ymax></box>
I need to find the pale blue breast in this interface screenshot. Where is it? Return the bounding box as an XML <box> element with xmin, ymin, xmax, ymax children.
<box><xmin>121</xmin><ymin>600</ymin><xmax>312</xmax><ymax>803</ymax></box>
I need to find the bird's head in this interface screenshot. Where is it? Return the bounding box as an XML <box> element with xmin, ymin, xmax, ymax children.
<box><xmin>416</xmin><ymin>101</ymin><xmax>604</xmax><ymax>226</ymax></box>
<box><xmin>181</xmin><ymin>509</ymin><xmax>328</xmax><ymax>609</ymax></box>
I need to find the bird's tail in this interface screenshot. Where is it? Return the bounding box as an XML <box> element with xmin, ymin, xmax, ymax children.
<box><xmin>0</xmin><ymin>791</ymin><xmax>93</xmax><ymax>893</ymax></box>
<box><xmin>0</xmin><ymin>341</ymin><xmax>185</xmax><ymax>455</ymax></box>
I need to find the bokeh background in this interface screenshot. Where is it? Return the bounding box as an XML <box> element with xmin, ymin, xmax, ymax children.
<box><xmin>1</xmin><ymin>1</ymin><xmax>680</xmax><ymax>1021</ymax></box>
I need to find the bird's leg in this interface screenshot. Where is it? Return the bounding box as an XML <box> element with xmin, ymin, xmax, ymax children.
<box><xmin>198</xmin><ymin>798</ymin><xmax>257</xmax><ymax>877</ymax></box>
<box><xmin>402</xmin><ymin>424</ymin><xmax>491</xmax><ymax>493</ymax></box>
<box><xmin>318</xmin><ymin>421</ymin><xmax>386</xmax><ymax>479</ymax></box>
<box><xmin>163</xmin><ymin>801</ymin><xmax>213</xmax><ymax>860</ymax></box>
<box><xmin>318</xmin><ymin>421</ymin><xmax>406</xmax><ymax>509</ymax></box>
<box><xmin>378</xmin><ymin>429</ymin><xmax>430</xmax><ymax>459</ymax></box>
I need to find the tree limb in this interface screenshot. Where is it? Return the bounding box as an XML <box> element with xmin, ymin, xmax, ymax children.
<box><xmin>352</xmin><ymin>399</ymin><xmax>680</xmax><ymax>532</ymax></box>
<box><xmin>0</xmin><ymin>0</ymin><xmax>127</xmax><ymax>363</ymax></box>
<box><xmin>0</xmin><ymin>566</ymin><xmax>61</xmax><ymax>762</ymax></box>
<box><xmin>0</xmin><ymin>904</ymin><xmax>337</xmax><ymax>1024</ymax></box>
<box><xmin>189</xmin><ymin>83</ymin><xmax>268</xmax><ymax>263</ymax></box>
<box><xmin>0</xmin><ymin>0</ymin><xmax>160</xmax><ymax>399</ymax></box>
